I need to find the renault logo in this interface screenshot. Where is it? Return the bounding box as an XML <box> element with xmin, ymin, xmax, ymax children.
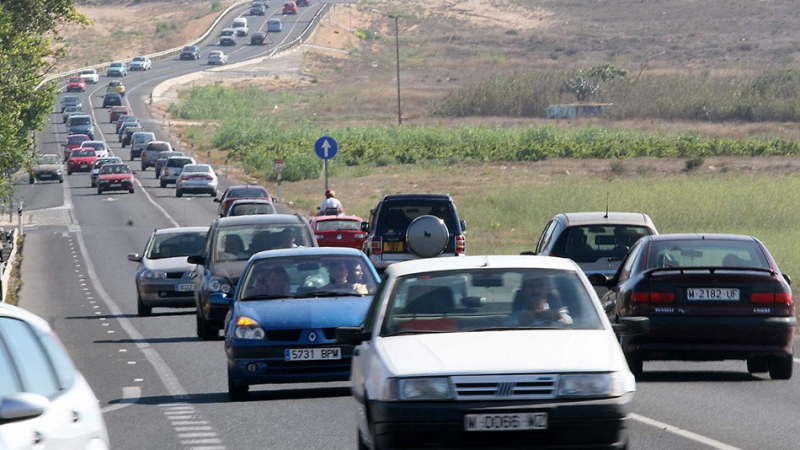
<box><xmin>308</xmin><ymin>331</ymin><xmax>317</xmax><ymax>342</ymax></box>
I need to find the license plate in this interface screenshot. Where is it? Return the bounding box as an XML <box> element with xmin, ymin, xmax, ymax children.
<box><xmin>687</xmin><ymin>288</ymin><xmax>740</xmax><ymax>301</ymax></box>
<box><xmin>110</xmin><ymin>183</ymin><xmax>121</xmax><ymax>188</ymax></box>
<box><xmin>175</xmin><ymin>283</ymin><xmax>194</xmax><ymax>292</ymax></box>
<box><xmin>465</xmin><ymin>413</ymin><xmax>548</xmax><ymax>432</ymax></box>
<box><xmin>285</xmin><ymin>348</ymin><xmax>341</xmax><ymax>361</ymax></box>
<box><xmin>383</xmin><ymin>241</ymin><xmax>403</xmax><ymax>252</ymax></box>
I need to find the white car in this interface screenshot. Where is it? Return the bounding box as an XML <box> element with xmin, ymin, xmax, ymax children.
<box><xmin>208</xmin><ymin>50</ymin><xmax>228</xmax><ymax>65</ymax></box>
<box><xmin>0</xmin><ymin>304</ymin><xmax>110</xmax><ymax>450</ymax></box>
<box><xmin>175</xmin><ymin>163</ymin><xmax>218</xmax><ymax>197</ymax></box>
<box><xmin>79</xmin><ymin>140</ymin><xmax>109</xmax><ymax>159</ymax></box>
<box><xmin>338</xmin><ymin>255</ymin><xmax>648</xmax><ymax>450</ymax></box>
<box><xmin>78</xmin><ymin>68</ymin><xmax>99</xmax><ymax>84</ymax></box>
<box><xmin>130</xmin><ymin>55</ymin><xmax>152</xmax><ymax>71</ymax></box>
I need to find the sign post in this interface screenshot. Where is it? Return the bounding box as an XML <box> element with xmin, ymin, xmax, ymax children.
<box><xmin>314</xmin><ymin>136</ymin><xmax>338</xmax><ymax>191</ymax></box>
<box><xmin>274</xmin><ymin>159</ymin><xmax>284</xmax><ymax>203</ymax></box>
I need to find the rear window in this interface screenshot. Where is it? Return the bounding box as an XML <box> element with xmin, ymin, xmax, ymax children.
<box><xmin>229</xmin><ymin>187</ymin><xmax>268</xmax><ymax>199</ymax></box>
<box><xmin>146</xmin><ymin>142</ymin><xmax>172</xmax><ymax>152</ymax></box>
<box><xmin>552</xmin><ymin>225</ymin><xmax>655</xmax><ymax>263</ymax></box>
<box><xmin>183</xmin><ymin>165</ymin><xmax>212</xmax><ymax>173</ymax></box>
<box><xmin>229</xmin><ymin>204</ymin><xmax>275</xmax><ymax>216</ymax></box>
<box><xmin>213</xmin><ymin>224</ymin><xmax>313</xmax><ymax>262</ymax></box>
<box><xmin>67</xmin><ymin>136</ymin><xmax>88</xmax><ymax>145</ymax></box>
<box><xmin>645</xmin><ymin>239</ymin><xmax>770</xmax><ymax>269</ymax></box>
<box><xmin>69</xmin><ymin>117</ymin><xmax>91</xmax><ymax>126</ymax></box>
<box><xmin>315</xmin><ymin>220</ymin><xmax>360</xmax><ymax>232</ymax></box>
<box><xmin>72</xmin><ymin>149</ymin><xmax>95</xmax><ymax>157</ymax></box>
<box><xmin>376</xmin><ymin>200</ymin><xmax>456</xmax><ymax>234</ymax></box>
<box><xmin>167</xmin><ymin>158</ymin><xmax>193</xmax><ymax>167</ymax></box>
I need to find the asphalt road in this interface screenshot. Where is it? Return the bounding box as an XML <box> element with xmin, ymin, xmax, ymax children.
<box><xmin>12</xmin><ymin>2</ymin><xmax>800</xmax><ymax>449</ymax></box>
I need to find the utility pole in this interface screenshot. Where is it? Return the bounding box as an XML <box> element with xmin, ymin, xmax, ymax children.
<box><xmin>394</xmin><ymin>15</ymin><xmax>402</xmax><ymax>126</ymax></box>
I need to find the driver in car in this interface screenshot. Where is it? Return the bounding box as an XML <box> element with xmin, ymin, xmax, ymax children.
<box><xmin>503</xmin><ymin>277</ymin><xmax>572</xmax><ymax>326</ymax></box>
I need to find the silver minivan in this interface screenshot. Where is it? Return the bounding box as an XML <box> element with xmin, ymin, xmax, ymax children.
<box><xmin>141</xmin><ymin>141</ymin><xmax>173</xmax><ymax>171</ymax></box>
<box><xmin>130</xmin><ymin>131</ymin><xmax>156</xmax><ymax>160</ymax></box>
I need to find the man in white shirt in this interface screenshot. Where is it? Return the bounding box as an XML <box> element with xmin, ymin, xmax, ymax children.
<box><xmin>319</xmin><ymin>189</ymin><xmax>344</xmax><ymax>215</ymax></box>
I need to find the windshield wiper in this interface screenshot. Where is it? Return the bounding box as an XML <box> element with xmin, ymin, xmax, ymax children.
<box><xmin>310</xmin><ymin>290</ymin><xmax>365</xmax><ymax>297</ymax></box>
<box><xmin>384</xmin><ymin>329</ymin><xmax>453</xmax><ymax>337</ymax></box>
<box><xmin>466</xmin><ymin>326</ymin><xmax>564</xmax><ymax>332</ymax></box>
<box><xmin>240</xmin><ymin>294</ymin><xmax>293</xmax><ymax>301</ymax></box>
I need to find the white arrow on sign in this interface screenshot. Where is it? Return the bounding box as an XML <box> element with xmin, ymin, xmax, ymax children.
<box><xmin>322</xmin><ymin>139</ymin><xmax>332</xmax><ymax>158</ymax></box>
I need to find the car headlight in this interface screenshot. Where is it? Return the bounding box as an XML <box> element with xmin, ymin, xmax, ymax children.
<box><xmin>140</xmin><ymin>270</ymin><xmax>167</xmax><ymax>279</ymax></box>
<box><xmin>234</xmin><ymin>316</ymin><xmax>265</xmax><ymax>339</ymax></box>
<box><xmin>397</xmin><ymin>378</ymin><xmax>454</xmax><ymax>401</ymax></box>
<box><xmin>558</xmin><ymin>373</ymin><xmax>623</xmax><ymax>398</ymax></box>
<box><xmin>208</xmin><ymin>278</ymin><xmax>232</xmax><ymax>293</ymax></box>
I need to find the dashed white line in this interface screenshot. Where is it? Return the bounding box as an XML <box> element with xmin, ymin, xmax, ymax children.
<box><xmin>631</xmin><ymin>414</ymin><xmax>743</xmax><ymax>450</ymax></box>
<box><xmin>100</xmin><ymin>386</ymin><xmax>141</xmax><ymax>414</ymax></box>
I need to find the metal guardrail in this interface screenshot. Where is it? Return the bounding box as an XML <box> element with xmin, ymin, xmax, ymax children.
<box><xmin>36</xmin><ymin>0</ymin><xmax>251</xmax><ymax>91</ymax></box>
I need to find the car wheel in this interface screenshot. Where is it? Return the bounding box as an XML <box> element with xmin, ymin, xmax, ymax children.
<box><xmin>625</xmin><ymin>353</ymin><xmax>643</xmax><ymax>378</ymax></box>
<box><xmin>160</xmin><ymin>179</ymin><xmax>167</xmax><ymax>188</ymax></box>
<box><xmin>91</xmin><ymin>181</ymin><xmax>96</xmax><ymax>188</ymax></box>
<box><xmin>155</xmin><ymin>171</ymin><xmax>160</xmax><ymax>179</ymax></box>
<box><xmin>196</xmin><ymin>311</ymin><xmax>217</xmax><ymax>341</ymax></box>
<box><xmin>67</xmin><ymin>170</ymin><xmax>72</xmax><ymax>175</ymax></box>
<box><xmin>28</xmin><ymin>176</ymin><xmax>34</xmax><ymax>184</ymax></box>
<box><xmin>97</xmin><ymin>188</ymin><xmax>102</xmax><ymax>195</ymax></box>
<box><xmin>176</xmin><ymin>190</ymin><xmax>183</xmax><ymax>198</ymax></box>
<box><xmin>768</xmin><ymin>355</ymin><xmax>793</xmax><ymax>380</ymax></box>
<box><xmin>227</xmin><ymin>369</ymin><xmax>249</xmax><ymax>401</ymax></box>
<box><xmin>137</xmin><ymin>294</ymin><xmax>152</xmax><ymax>317</ymax></box>
<box><xmin>747</xmin><ymin>357</ymin><xmax>769</xmax><ymax>374</ymax></box>
<box><xmin>357</xmin><ymin>429</ymin><xmax>369</xmax><ymax>450</ymax></box>
<box><xmin>129</xmin><ymin>188</ymin><xmax>134</xmax><ymax>194</ymax></box>
<box><xmin>58</xmin><ymin>177</ymin><xmax>63</xmax><ymax>184</ymax></box>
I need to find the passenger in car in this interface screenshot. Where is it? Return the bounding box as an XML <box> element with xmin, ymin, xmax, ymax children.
<box><xmin>248</xmin><ymin>266</ymin><xmax>291</xmax><ymax>297</ymax></box>
<box><xmin>220</xmin><ymin>234</ymin><xmax>248</xmax><ymax>260</ymax></box>
<box><xmin>280</xmin><ymin>228</ymin><xmax>298</xmax><ymax>248</ymax></box>
<box><xmin>504</xmin><ymin>277</ymin><xmax>572</xmax><ymax>326</ymax></box>
<box><xmin>322</xmin><ymin>260</ymin><xmax>365</xmax><ymax>294</ymax></box>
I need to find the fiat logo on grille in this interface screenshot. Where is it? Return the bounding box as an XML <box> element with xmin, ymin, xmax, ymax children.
<box><xmin>308</xmin><ymin>331</ymin><xmax>318</xmax><ymax>342</ymax></box>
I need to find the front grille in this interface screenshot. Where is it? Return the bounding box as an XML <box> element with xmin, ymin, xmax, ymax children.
<box><xmin>266</xmin><ymin>330</ymin><xmax>303</xmax><ymax>341</ymax></box>
<box><xmin>166</xmin><ymin>272</ymin><xmax>185</xmax><ymax>279</ymax></box>
<box><xmin>452</xmin><ymin>375</ymin><xmax>558</xmax><ymax>400</ymax></box>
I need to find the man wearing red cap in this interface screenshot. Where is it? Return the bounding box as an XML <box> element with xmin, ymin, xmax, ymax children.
<box><xmin>319</xmin><ymin>189</ymin><xmax>344</xmax><ymax>215</ymax></box>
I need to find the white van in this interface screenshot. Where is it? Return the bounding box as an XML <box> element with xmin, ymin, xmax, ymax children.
<box><xmin>232</xmin><ymin>17</ymin><xmax>249</xmax><ymax>36</ymax></box>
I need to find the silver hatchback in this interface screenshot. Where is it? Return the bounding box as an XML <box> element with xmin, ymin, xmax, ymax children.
<box><xmin>127</xmin><ymin>227</ymin><xmax>209</xmax><ymax>316</ymax></box>
<box><xmin>176</xmin><ymin>164</ymin><xmax>218</xmax><ymax>197</ymax></box>
<box><xmin>160</xmin><ymin>156</ymin><xmax>196</xmax><ymax>187</ymax></box>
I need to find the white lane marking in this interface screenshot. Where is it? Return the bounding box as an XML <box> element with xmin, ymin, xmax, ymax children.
<box><xmin>631</xmin><ymin>413</ymin><xmax>743</xmax><ymax>450</ymax></box>
<box><xmin>794</xmin><ymin>357</ymin><xmax>800</xmax><ymax>364</ymax></box>
<box><xmin>175</xmin><ymin>426</ymin><xmax>213</xmax><ymax>432</ymax></box>
<box><xmin>178</xmin><ymin>433</ymin><xmax>217</xmax><ymax>439</ymax></box>
<box><xmin>100</xmin><ymin>386</ymin><xmax>141</xmax><ymax>413</ymax></box>
<box><xmin>134</xmin><ymin>176</ymin><xmax>180</xmax><ymax>227</ymax></box>
<box><xmin>181</xmin><ymin>439</ymin><xmax>222</xmax><ymax>445</ymax></box>
<box><xmin>171</xmin><ymin>421</ymin><xmax>209</xmax><ymax>426</ymax></box>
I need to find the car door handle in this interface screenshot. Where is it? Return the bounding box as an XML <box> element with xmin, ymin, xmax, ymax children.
<box><xmin>72</xmin><ymin>410</ymin><xmax>81</xmax><ymax>423</ymax></box>
<box><xmin>33</xmin><ymin>431</ymin><xmax>44</xmax><ymax>445</ymax></box>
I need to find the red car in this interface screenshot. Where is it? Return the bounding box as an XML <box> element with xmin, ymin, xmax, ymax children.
<box><xmin>109</xmin><ymin>106</ymin><xmax>130</xmax><ymax>123</ymax></box>
<box><xmin>66</xmin><ymin>77</ymin><xmax>86</xmax><ymax>92</ymax></box>
<box><xmin>64</xmin><ymin>134</ymin><xmax>90</xmax><ymax>161</ymax></box>
<box><xmin>311</xmin><ymin>215</ymin><xmax>366</xmax><ymax>250</ymax></box>
<box><xmin>67</xmin><ymin>148</ymin><xmax>98</xmax><ymax>175</ymax></box>
<box><xmin>283</xmin><ymin>2</ymin><xmax>298</xmax><ymax>14</ymax></box>
<box><xmin>97</xmin><ymin>163</ymin><xmax>135</xmax><ymax>194</ymax></box>
<box><xmin>214</xmin><ymin>185</ymin><xmax>272</xmax><ymax>217</ymax></box>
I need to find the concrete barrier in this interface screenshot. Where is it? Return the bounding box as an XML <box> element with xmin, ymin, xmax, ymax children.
<box><xmin>1</xmin><ymin>229</ymin><xmax>19</xmax><ymax>304</ymax></box>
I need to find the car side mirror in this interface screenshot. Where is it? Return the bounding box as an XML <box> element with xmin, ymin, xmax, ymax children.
<box><xmin>187</xmin><ymin>255</ymin><xmax>204</xmax><ymax>265</ymax></box>
<box><xmin>0</xmin><ymin>393</ymin><xmax>49</xmax><ymax>425</ymax></box>
<box><xmin>460</xmin><ymin>220</ymin><xmax>467</xmax><ymax>232</ymax></box>
<box><xmin>336</xmin><ymin>326</ymin><xmax>370</xmax><ymax>345</ymax></box>
<box><xmin>127</xmin><ymin>253</ymin><xmax>142</xmax><ymax>262</ymax></box>
<box><xmin>587</xmin><ymin>273</ymin><xmax>610</xmax><ymax>287</ymax></box>
<box><xmin>612</xmin><ymin>317</ymin><xmax>649</xmax><ymax>336</ymax></box>
<box><xmin>519</xmin><ymin>251</ymin><xmax>535</xmax><ymax>256</ymax></box>
<box><xmin>783</xmin><ymin>273</ymin><xmax>792</xmax><ymax>285</ymax></box>
<box><xmin>213</xmin><ymin>198</ymin><xmax>221</xmax><ymax>203</ymax></box>
<box><xmin>360</xmin><ymin>222</ymin><xmax>369</xmax><ymax>233</ymax></box>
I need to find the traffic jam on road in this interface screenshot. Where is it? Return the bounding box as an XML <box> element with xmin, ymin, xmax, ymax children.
<box><xmin>3</xmin><ymin>1</ymin><xmax>798</xmax><ymax>450</ymax></box>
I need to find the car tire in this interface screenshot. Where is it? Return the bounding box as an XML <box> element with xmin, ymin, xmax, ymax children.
<box><xmin>625</xmin><ymin>353</ymin><xmax>643</xmax><ymax>378</ymax></box>
<box><xmin>59</xmin><ymin>177</ymin><xmax>63</xmax><ymax>184</ymax></box>
<box><xmin>28</xmin><ymin>176</ymin><xmax>34</xmax><ymax>184</ymax></box>
<box><xmin>67</xmin><ymin>170</ymin><xmax>72</xmax><ymax>175</ymax></box>
<box><xmin>406</xmin><ymin>215</ymin><xmax>449</xmax><ymax>258</ymax></box>
<box><xmin>160</xmin><ymin>179</ymin><xmax>167</xmax><ymax>188</ymax></box>
<box><xmin>129</xmin><ymin>188</ymin><xmax>134</xmax><ymax>194</ymax></box>
<box><xmin>91</xmin><ymin>181</ymin><xmax>96</xmax><ymax>188</ymax></box>
<box><xmin>97</xmin><ymin>188</ymin><xmax>102</xmax><ymax>195</ymax></box>
<box><xmin>227</xmin><ymin>369</ymin><xmax>249</xmax><ymax>401</ymax></box>
<box><xmin>768</xmin><ymin>355</ymin><xmax>792</xmax><ymax>380</ymax></box>
<box><xmin>197</xmin><ymin>311</ymin><xmax>217</xmax><ymax>341</ymax></box>
<box><xmin>176</xmin><ymin>190</ymin><xmax>183</xmax><ymax>198</ymax></box>
<box><xmin>357</xmin><ymin>429</ymin><xmax>369</xmax><ymax>450</ymax></box>
<box><xmin>747</xmin><ymin>357</ymin><xmax>769</xmax><ymax>374</ymax></box>
<box><xmin>155</xmin><ymin>171</ymin><xmax>160</xmax><ymax>179</ymax></box>
<box><xmin>137</xmin><ymin>294</ymin><xmax>152</xmax><ymax>317</ymax></box>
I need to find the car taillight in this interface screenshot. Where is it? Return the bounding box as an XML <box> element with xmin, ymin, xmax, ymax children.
<box><xmin>752</xmin><ymin>292</ymin><xmax>792</xmax><ymax>304</ymax></box>
<box><xmin>372</xmin><ymin>237</ymin><xmax>382</xmax><ymax>254</ymax></box>
<box><xmin>456</xmin><ymin>235</ymin><xmax>466</xmax><ymax>254</ymax></box>
<box><xmin>181</xmin><ymin>175</ymin><xmax>190</xmax><ymax>181</ymax></box>
<box><xmin>632</xmin><ymin>291</ymin><xmax>674</xmax><ymax>303</ymax></box>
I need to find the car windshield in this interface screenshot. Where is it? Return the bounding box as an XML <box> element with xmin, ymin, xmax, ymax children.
<box><xmin>376</xmin><ymin>200</ymin><xmax>456</xmax><ymax>234</ymax></box>
<box><xmin>229</xmin><ymin>204</ymin><xmax>274</xmax><ymax>216</ymax></box>
<box><xmin>72</xmin><ymin>150</ymin><xmax>95</xmax><ymax>157</ymax></box>
<box><xmin>70</xmin><ymin>117</ymin><xmax>91</xmax><ymax>125</ymax></box>
<box><xmin>65</xmin><ymin>106</ymin><xmax>81</xmax><ymax>112</ymax></box>
<box><xmin>239</xmin><ymin>255</ymin><xmax>379</xmax><ymax>301</ymax></box>
<box><xmin>69</xmin><ymin>78</ymin><xmax>82</xmax><ymax>83</ymax></box>
<box><xmin>80</xmin><ymin>70</ymin><xmax>93</xmax><ymax>75</ymax></box>
<box><xmin>146</xmin><ymin>231</ymin><xmax>208</xmax><ymax>260</ymax></box>
<box><xmin>315</xmin><ymin>219</ymin><xmax>359</xmax><ymax>231</ymax></box>
<box><xmin>111</xmin><ymin>63</ymin><xmax>123</xmax><ymax>67</ymax></box>
<box><xmin>93</xmin><ymin>158</ymin><xmax>121</xmax><ymax>168</ymax></box>
<box><xmin>183</xmin><ymin>46</ymin><xmax>197</xmax><ymax>51</ymax></box>
<box><xmin>551</xmin><ymin>225</ymin><xmax>656</xmax><ymax>263</ymax></box>
<box><xmin>133</xmin><ymin>57</ymin><xmax>145</xmax><ymax>61</ymax></box>
<box><xmin>100</xmin><ymin>165</ymin><xmax>130</xmax><ymax>174</ymax></box>
<box><xmin>213</xmin><ymin>224</ymin><xmax>313</xmax><ymax>263</ymax></box>
<box><xmin>379</xmin><ymin>268</ymin><xmax>603</xmax><ymax>337</ymax></box>
<box><xmin>183</xmin><ymin>165</ymin><xmax>212</xmax><ymax>173</ymax></box>
<box><xmin>82</xmin><ymin>143</ymin><xmax>104</xmax><ymax>150</ymax></box>
<box><xmin>67</xmin><ymin>136</ymin><xmax>87</xmax><ymax>145</ymax></box>
<box><xmin>229</xmin><ymin>187</ymin><xmax>268</xmax><ymax>199</ymax></box>
<box><xmin>646</xmin><ymin>239</ymin><xmax>770</xmax><ymax>270</ymax></box>
<box><xmin>37</xmin><ymin>155</ymin><xmax>60</xmax><ymax>165</ymax></box>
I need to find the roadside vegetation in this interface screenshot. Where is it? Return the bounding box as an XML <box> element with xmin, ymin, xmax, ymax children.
<box><xmin>4</xmin><ymin>236</ymin><xmax>23</xmax><ymax>306</ymax></box>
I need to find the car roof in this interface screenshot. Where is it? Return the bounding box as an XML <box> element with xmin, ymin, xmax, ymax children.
<box><xmin>558</xmin><ymin>212</ymin><xmax>655</xmax><ymax>227</ymax></box>
<box><xmin>382</xmin><ymin>193</ymin><xmax>452</xmax><ymax>201</ymax></box>
<box><xmin>153</xmin><ymin>226</ymin><xmax>209</xmax><ymax>236</ymax></box>
<box><xmin>386</xmin><ymin>255</ymin><xmax>581</xmax><ymax>278</ymax></box>
<box><xmin>215</xmin><ymin>214</ymin><xmax>305</xmax><ymax>227</ymax></box>
<box><xmin>106</xmin><ymin>92</ymin><xmax>122</xmax><ymax>97</ymax></box>
<box><xmin>645</xmin><ymin>233</ymin><xmax>757</xmax><ymax>242</ymax></box>
<box><xmin>230</xmin><ymin>198</ymin><xmax>273</xmax><ymax>205</ymax></box>
<box><xmin>227</xmin><ymin>185</ymin><xmax>267</xmax><ymax>191</ymax></box>
<box><xmin>250</xmin><ymin>246</ymin><xmax>364</xmax><ymax>262</ymax></box>
<box><xmin>313</xmin><ymin>215</ymin><xmax>363</xmax><ymax>222</ymax></box>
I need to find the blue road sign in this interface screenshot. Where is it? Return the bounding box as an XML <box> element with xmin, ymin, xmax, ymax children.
<box><xmin>314</xmin><ymin>136</ymin><xmax>338</xmax><ymax>160</ymax></box>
